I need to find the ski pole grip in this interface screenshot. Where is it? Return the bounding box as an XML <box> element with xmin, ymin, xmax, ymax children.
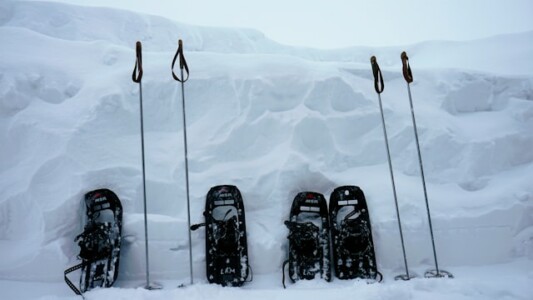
<box><xmin>132</xmin><ymin>41</ymin><xmax>143</xmax><ymax>83</ymax></box>
<box><xmin>401</xmin><ymin>51</ymin><xmax>413</xmax><ymax>83</ymax></box>
<box><xmin>370</xmin><ymin>56</ymin><xmax>384</xmax><ymax>94</ymax></box>
<box><xmin>172</xmin><ymin>39</ymin><xmax>190</xmax><ymax>83</ymax></box>
<box><xmin>178</xmin><ymin>40</ymin><xmax>184</xmax><ymax>69</ymax></box>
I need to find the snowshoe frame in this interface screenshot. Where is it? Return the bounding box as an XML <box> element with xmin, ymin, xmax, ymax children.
<box><xmin>283</xmin><ymin>191</ymin><xmax>331</xmax><ymax>287</ymax></box>
<box><xmin>192</xmin><ymin>185</ymin><xmax>251</xmax><ymax>286</ymax></box>
<box><xmin>329</xmin><ymin>185</ymin><xmax>381</xmax><ymax>281</ymax></box>
<box><xmin>64</xmin><ymin>188</ymin><xmax>123</xmax><ymax>295</ymax></box>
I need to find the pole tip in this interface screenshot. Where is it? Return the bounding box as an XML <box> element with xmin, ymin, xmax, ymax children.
<box><xmin>401</xmin><ymin>51</ymin><xmax>408</xmax><ymax>60</ymax></box>
<box><xmin>179</xmin><ymin>39</ymin><xmax>183</xmax><ymax>47</ymax></box>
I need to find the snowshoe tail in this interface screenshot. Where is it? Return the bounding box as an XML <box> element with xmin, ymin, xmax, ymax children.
<box><xmin>192</xmin><ymin>185</ymin><xmax>250</xmax><ymax>286</ymax></box>
<box><xmin>283</xmin><ymin>192</ymin><xmax>331</xmax><ymax>287</ymax></box>
<box><xmin>64</xmin><ymin>189</ymin><xmax>123</xmax><ymax>295</ymax></box>
<box><xmin>329</xmin><ymin>186</ymin><xmax>381</xmax><ymax>281</ymax></box>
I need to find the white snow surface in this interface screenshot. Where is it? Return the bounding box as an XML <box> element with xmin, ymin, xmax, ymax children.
<box><xmin>1</xmin><ymin>1</ymin><xmax>533</xmax><ymax>299</ymax></box>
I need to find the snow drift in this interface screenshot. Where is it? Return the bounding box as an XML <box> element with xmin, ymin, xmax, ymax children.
<box><xmin>0</xmin><ymin>1</ymin><xmax>532</xmax><ymax>299</ymax></box>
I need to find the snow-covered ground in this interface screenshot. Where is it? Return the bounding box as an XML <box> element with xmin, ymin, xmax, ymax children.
<box><xmin>0</xmin><ymin>1</ymin><xmax>532</xmax><ymax>299</ymax></box>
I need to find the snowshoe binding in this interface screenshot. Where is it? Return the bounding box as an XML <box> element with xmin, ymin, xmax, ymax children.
<box><xmin>282</xmin><ymin>191</ymin><xmax>331</xmax><ymax>288</ymax></box>
<box><xmin>329</xmin><ymin>186</ymin><xmax>382</xmax><ymax>281</ymax></box>
<box><xmin>64</xmin><ymin>189</ymin><xmax>123</xmax><ymax>296</ymax></box>
<box><xmin>190</xmin><ymin>185</ymin><xmax>251</xmax><ymax>286</ymax></box>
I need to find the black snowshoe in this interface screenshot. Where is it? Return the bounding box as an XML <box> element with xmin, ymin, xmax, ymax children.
<box><xmin>282</xmin><ymin>192</ymin><xmax>331</xmax><ymax>288</ymax></box>
<box><xmin>329</xmin><ymin>186</ymin><xmax>382</xmax><ymax>281</ymax></box>
<box><xmin>191</xmin><ymin>185</ymin><xmax>251</xmax><ymax>286</ymax></box>
<box><xmin>64</xmin><ymin>189</ymin><xmax>123</xmax><ymax>295</ymax></box>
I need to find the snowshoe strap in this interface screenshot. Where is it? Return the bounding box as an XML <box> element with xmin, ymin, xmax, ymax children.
<box><xmin>65</xmin><ymin>222</ymin><xmax>115</xmax><ymax>297</ymax></box>
<box><xmin>222</xmin><ymin>208</ymin><xmax>232</xmax><ymax>221</ymax></box>
<box><xmin>285</xmin><ymin>221</ymin><xmax>319</xmax><ymax>257</ymax></box>
<box><xmin>76</xmin><ymin>222</ymin><xmax>114</xmax><ymax>261</ymax></box>
<box><xmin>284</xmin><ymin>220</ymin><xmax>319</xmax><ymax>232</ymax></box>
<box><xmin>191</xmin><ymin>208</ymin><xmax>235</xmax><ymax>231</ymax></box>
<box><xmin>191</xmin><ymin>208</ymin><xmax>232</xmax><ymax>231</ymax></box>
<box><xmin>339</xmin><ymin>219</ymin><xmax>370</xmax><ymax>254</ymax></box>
<box><xmin>64</xmin><ymin>261</ymin><xmax>96</xmax><ymax>299</ymax></box>
<box><xmin>64</xmin><ymin>262</ymin><xmax>85</xmax><ymax>295</ymax></box>
<box><xmin>214</xmin><ymin>216</ymin><xmax>239</xmax><ymax>254</ymax></box>
<box><xmin>376</xmin><ymin>270</ymin><xmax>383</xmax><ymax>282</ymax></box>
<box><xmin>283</xmin><ymin>221</ymin><xmax>321</xmax><ymax>288</ymax></box>
<box><xmin>282</xmin><ymin>259</ymin><xmax>293</xmax><ymax>289</ymax></box>
<box><xmin>190</xmin><ymin>223</ymin><xmax>205</xmax><ymax>231</ymax></box>
<box><xmin>343</xmin><ymin>209</ymin><xmax>359</xmax><ymax>221</ymax></box>
<box><xmin>245</xmin><ymin>264</ymin><xmax>253</xmax><ymax>283</ymax></box>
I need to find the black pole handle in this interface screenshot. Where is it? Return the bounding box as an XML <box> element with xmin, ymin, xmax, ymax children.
<box><xmin>401</xmin><ymin>51</ymin><xmax>413</xmax><ymax>83</ymax></box>
<box><xmin>132</xmin><ymin>41</ymin><xmax>143</xmax><ymax>83</ymax></box>
<box><xmin>370</xmin><ymin>56</ymin><xmax>384</xmax><ymax>94</ymax></box>
<box><xmin>172</xmin><ymin>39</ymin><xmax>190</xmax><ymax>83</ymax></box>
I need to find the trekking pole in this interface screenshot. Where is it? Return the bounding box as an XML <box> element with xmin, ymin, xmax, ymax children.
<box><xmin>370</xmin><ymin>56</ymin><xmax>413</xmax><ymax>281</ymax></box>
<box><xmin>400</xmin><ymin>52</ymin><xmax>453</xmax><ymax>278</ymax></box>
<box><xmin>171</xmin><ymin>39</ymin><xmax>193</xmax><ymax>285</ymax></box>
<box><xmin>132</xmin><ymin>42</ymin><xmax>163</xmax><ymax>290</ymax></box>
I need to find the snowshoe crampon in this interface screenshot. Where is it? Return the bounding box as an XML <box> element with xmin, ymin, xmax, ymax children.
<box><xmin>191</xmin><ymin>185</ymin><xmax>251</xmax><ymax>286</ymax></box>
<box><xmin>64</xmin><ymin>189</ymin><xmax>123</xmax><ymax>295</ymax></box>
<box><xmin>330</xmin><ymin>186</ymin><xmax>381</xmax><ymax>281</ymax></box>
<box><xmin>283</xmin><ymin>192</ymin><xmax>331</xmax><ymax>288</ymax></box>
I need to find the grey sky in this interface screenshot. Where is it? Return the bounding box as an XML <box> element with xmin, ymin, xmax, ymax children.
<box><xmin>34</xmin><ymin>0</ymin><xmax>533</xmax><ymax>49</ymax></box>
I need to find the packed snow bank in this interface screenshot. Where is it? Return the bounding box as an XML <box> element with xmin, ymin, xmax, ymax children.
<box><xmin>2</xmin><ymin>260</ymin><xmax>533</xmax><ymax>300</ymax></box>
<box><xmin>0</xmin><ymin>0</ymin><xmax>532</xmax><ymax>297</ymax></box>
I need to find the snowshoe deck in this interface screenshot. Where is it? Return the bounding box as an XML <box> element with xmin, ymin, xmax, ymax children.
<box><xmin>329</xmin><ymin>186</ymin><xmax>381</xmax><ymax>281</ymax></box>
<box><xmin>283</xmin><ymin>191</ymin><xmax>331</xmax><ymax>287</ymax></box>
<box><xmin>64</xmin><ymin>189</ymin><xmax>123</xmax><ymax>295</ymax></box>
<box><xmin>191</xmin><ymin>185</ymin><xmax>250</xmax><ymax>286</ymax></box>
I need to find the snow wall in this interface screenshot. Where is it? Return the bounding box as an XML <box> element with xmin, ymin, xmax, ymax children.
<box><xmin>0</xmin><ymin>0</ymin><xmax>532</xmax><ymax>282</ymax></box>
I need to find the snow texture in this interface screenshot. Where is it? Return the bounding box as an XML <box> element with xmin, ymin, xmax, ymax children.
<box><xmin>0</xmin><ymin>1</ymin><xmax>532</xmax><ymax>299</ymax></box>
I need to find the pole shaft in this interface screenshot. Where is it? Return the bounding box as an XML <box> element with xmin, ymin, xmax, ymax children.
<box><xmin>180</xmin><ymin>67</ymin><xmax>194</xmax><ymax>285</ymax></box>
<box><xmin>406</xmin><ymin>83</ymin><xmax>440</xmax><ymax>274</ymax></box>
<box><xmin>377</xmin><ymin>94</ymin><xmax>410</xmax><ymax>278</ymax></box>
<box><xmin>139</xmin><ymin>82</ymin><xmax>151</xmax><ymax>286</ymax></box>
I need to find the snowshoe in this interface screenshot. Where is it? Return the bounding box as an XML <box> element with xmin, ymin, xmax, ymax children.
<box><xmin>190</xmin><ymin>185</ymin><xmax>251</xmax><ymax>286</ymax></box>
<box><xmin>64</xmin><ymin>189</ymin><xmax>123</xmax><ymax>295</ymax></box>
<box><xmin>282</xmin><ymin>191</ymin><xmax>331</xmax><ymax>288</ymax></box>
<box><xmin>329</xmin><ymin>186</ymin><xmax>382</xmax><ymax>281</ymax></box>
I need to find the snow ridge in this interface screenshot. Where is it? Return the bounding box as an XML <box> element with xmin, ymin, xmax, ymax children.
<box><xmin>0</xmin><ymin>1</ymin><xmax>532</xmax><ymax>299</ymax></box>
